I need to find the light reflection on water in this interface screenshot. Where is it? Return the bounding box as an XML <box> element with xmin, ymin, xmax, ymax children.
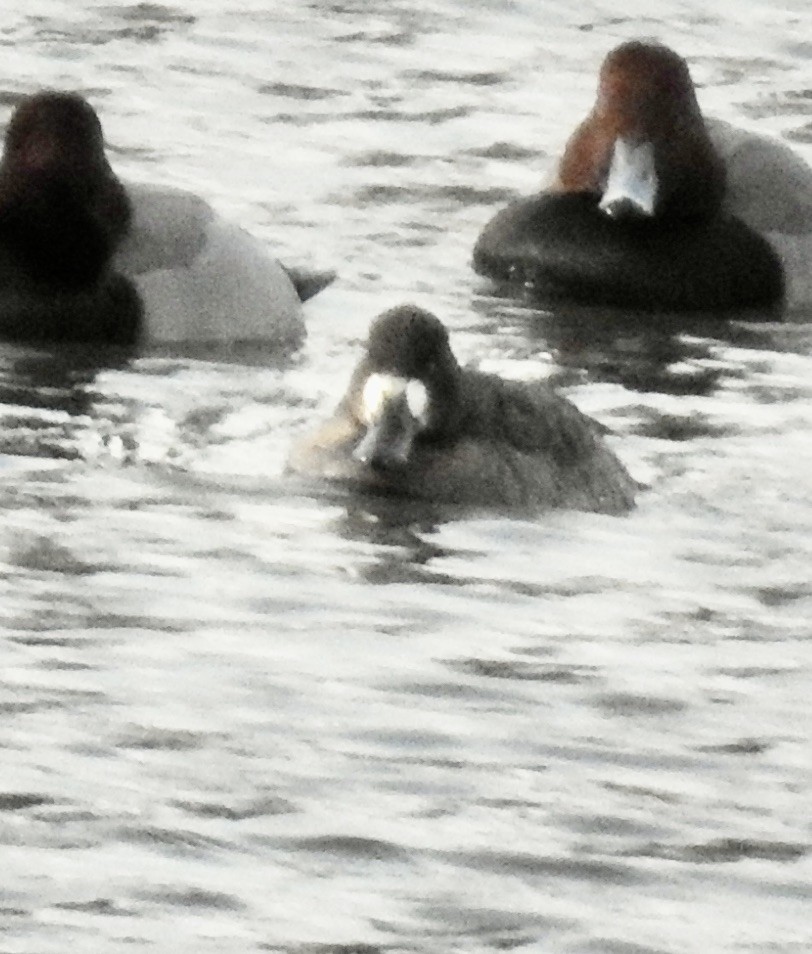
<box><xmin>1</xmin><ymin>2</ymin><xmax>812</xmax><ymax>953</ymax></box>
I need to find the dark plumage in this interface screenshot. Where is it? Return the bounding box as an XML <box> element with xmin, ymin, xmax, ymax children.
<box><xmin>288</xmin><ymin>304</ymin><xmax>637</xmax><ymax>513</ymax></box>
<box><xmin>0</xmin><ymin>91</ymin><xmax>140</xmax><ymax>344</ymax></box>
<box><xmin>473</xmin><ymin>41</ymin><xmax>785</xmax><ymax>313</ymax></box>
<box><xmin>474</xmin><ymin>192</ymin><xmax>783</xmax><ymax>312</ymax></box>
<box><xmin>0</xmin><ymin>91</ymin><xmax>131</xmax><ymax>289</ymax></box>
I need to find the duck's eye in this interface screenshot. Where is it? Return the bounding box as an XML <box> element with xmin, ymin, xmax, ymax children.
<box><xmin>406</xmin><ymin>379</ymin><xmax>430</xmax><ymax>426</ymax></box>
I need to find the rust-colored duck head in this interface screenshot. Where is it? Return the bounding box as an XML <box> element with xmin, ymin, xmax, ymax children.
<box><xmin>555</xmin><ymin>40</ymin><xmax>726</xmax><ymax>221</ymax></box>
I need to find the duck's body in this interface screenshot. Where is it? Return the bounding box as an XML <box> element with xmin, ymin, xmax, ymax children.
<box><xmin>708</xmin><ymin>119</ymin><xmax>812</xmax><ymax>234</ymax></box>
<box><xmin>0</xmin><ymin>91</ymin><xmax>333</xmax><ymax>346</ymax></box>
<box><xmin>289</xmin><ymin>304</ymin><xmax>636</xmax><ymax>513</ymax></box>
<box><xmin>473</xmin><ymin>190</ymin><xmax>783</xmax><ymax>312</ymax></box>
<box><xmin>474</xmin><ymin>41</ymin><xmax>812</xmax><ymax>314</ymax></box>
<box><xmin>707</xmin><ymin>117</ymin><xmax>812</xmax><ymax>310</ymax></box>
<box><xmin>113</xmin><ymin>182</ymin><xmax>317</xmax><ymax>346</ymax></box>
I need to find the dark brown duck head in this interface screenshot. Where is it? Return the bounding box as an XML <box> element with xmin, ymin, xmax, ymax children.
<box><xmin>0</xmin><ymin>90</ymin><xmax>131</xmax><ymax>290</ymax></box>
<box><xmin>344</xmin><ymin>304</ymin><xmax>463</xmax><ymax>471</ymax></box>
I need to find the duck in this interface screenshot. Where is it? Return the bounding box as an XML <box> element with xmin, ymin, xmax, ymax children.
<box><xmin>0</xmin><ymin>90</ymin><xmax>334</xmax><ymax>346</ymax></box>
<box><xmin>288</xmin><ymin>304</ymin><xmax>637</xmax><ymax>513</ymax></box>
<box><xmin>473</xmin><ymin>40</ymin><xmax>812</xmax><ymax>314</ymax></box>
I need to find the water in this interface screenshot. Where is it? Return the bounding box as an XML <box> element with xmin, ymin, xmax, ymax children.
<box><xmin>1</xmin><ymin>2</ymin><xmax>811</xmax><ymax>952</ymax></box>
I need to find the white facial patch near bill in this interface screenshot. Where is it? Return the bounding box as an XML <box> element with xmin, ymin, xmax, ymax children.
<box><xmin>361</xmin><ymin>373</ymin><xmax>430</xmax><ymax>429</ymax></box>
<box><xmin>405</xmin><ymin>378</ymin><xmax>430</xmax><ymax>427</ymax></box>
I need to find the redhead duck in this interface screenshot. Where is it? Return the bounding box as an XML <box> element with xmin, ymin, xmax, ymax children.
<box><xmin>474</xmin><ymin>40</ymin><xmax>811</xmax><ymax>313</ymax></box>
<box><xmin>288</xmin><ymin>304</ymin><xmax>636</xmax><ymax>513</ymax></box>
<box><xmin>0</xmin><ymin>91</ymin><xmax>333</xmax><ymax>346</ymax></box>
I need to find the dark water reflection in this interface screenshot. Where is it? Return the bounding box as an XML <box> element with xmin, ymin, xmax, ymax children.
<box><xmin>0</xmin><ymin>345</ymin><xmax>138</xmax><ymax>468</ymax></box>
<box><xmin>327</xmin><ymin>494</ymin><xmax>467</xmax><ymax>586</ymax></box>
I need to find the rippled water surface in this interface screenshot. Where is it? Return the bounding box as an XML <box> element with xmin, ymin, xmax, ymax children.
<box><xmin>1</xmin><ymin>2</ymin><xmax>812</xmax><ymax>952</ymax></box>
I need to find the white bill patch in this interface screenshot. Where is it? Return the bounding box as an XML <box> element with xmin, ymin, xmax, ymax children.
<box><xmin>599</xmin><ymin>136</ymin><xmax>658</xmax><ymax>218</ymax></box>
<box><xmin>405</xmin><ymin>379</ymin><xmax>429</xmax><ymax>426</ymax></box>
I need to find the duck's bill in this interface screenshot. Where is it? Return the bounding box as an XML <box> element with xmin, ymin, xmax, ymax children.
<box><xmin>353</xmin><ymin>373</ymin><xmax>428</xmax><ymax>471</ymax></box>
<box><xmin>599</xmin><ymin>136</ymin><xmax>658</xmax><ymax>219</ymax></box>
<box><xmin>354</xmin><ymin>411</ymin><xmax>416</xmax><ymax>470</ymax></box>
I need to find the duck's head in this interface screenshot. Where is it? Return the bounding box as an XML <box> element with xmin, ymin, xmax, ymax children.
<box><xmin>558</xmin><ymin>40</ymin><xmax>726</xmax><ymax>221</ymax></box>
<box><xmin>2</xmin><ymin>91</ymin><xmax>109</xmax><ymax>181</ymax></box>
<box><xmin>347</xmin><ymin>305</ymin><xmax>462</xmax><ymax>471</ymax></box>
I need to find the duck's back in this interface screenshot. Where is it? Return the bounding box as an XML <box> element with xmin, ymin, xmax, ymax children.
<box><xmin>456</xmin><ymin>371</ymin><xmax>637</xmax><ymax>513</ymax></box>
<box><xmin>707</xmin><ymin>118</ymin><xmax>812</xmax><ymax>235</ymax></box>
<box><xmin>705</xmin><ymin>119</ymin><xmax>812</xmax><ymax>310</ymax></box>
<box><xmin>114</xmin><ymin>182</ymin><xmax>305</xmax><ymax>345</ymax></box>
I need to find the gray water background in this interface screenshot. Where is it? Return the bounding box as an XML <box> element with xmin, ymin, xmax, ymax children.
<box><xmin>1</xmin><ymin>2</ymin><xmax>811</xmax><ymax>952</ymax></box>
